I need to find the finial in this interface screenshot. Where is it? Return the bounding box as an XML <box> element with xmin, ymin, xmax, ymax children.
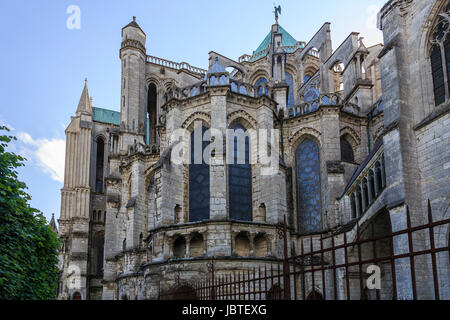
<box><xmin>133</xmin><ymin>16</ymin><xmax>136</xmax><ymax>22</ymax></box>
<box><xmin>84</xmin><ymin>78</ymin><xmax>88</xmax><ymax>85</ymax></box>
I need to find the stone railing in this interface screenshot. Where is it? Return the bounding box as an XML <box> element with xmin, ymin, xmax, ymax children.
<box><xmin>175</xmin><ymin>75</ymin><xmax>270</xmax><ymax>100</ymax></box>
<box><xmin>282</xmin><ymin>41</ymin><xmax>306</xmax><ymax>53</ymax></box>
<box><xmin>287</xmin><ymin>93</ymin><xmax>342</xmax><ymax>118</ymax></box>
<box><xmin>239</xmin><ymin>45</ymin><xmax>319</xmax><ymax>64</ymax></box>
<box><xmin>146</xmin><ymin>55</ymin><xmax>207</xmax><ymax>76</ymax></box>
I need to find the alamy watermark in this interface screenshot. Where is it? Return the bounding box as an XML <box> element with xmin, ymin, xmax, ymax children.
<box><xmin>366</xmin><ymin>265</ymin><xmax>381</xmax><ymax>290</ymax></box>
<box><xmin>66</xmin><ymin>5</ymin><xmax>81</xmax><ymax>30</ymax></box>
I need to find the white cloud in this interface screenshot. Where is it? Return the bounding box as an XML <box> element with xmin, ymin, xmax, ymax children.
<box><xmin>17</xmin><ymin>132</ymin><xmax>65</xmax><ymax>183</ymax></box>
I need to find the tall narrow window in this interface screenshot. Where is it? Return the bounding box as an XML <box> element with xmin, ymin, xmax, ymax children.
<box><xmin>147</xmin><ymin>83</ymin><xmax>157</xmax><ymax>145</ymax></box>
<box><xmin>430</xmin><ymin>4</ymin><xmax>450</xmax><ymax>106</ymax></box>
<box><xmin>228</xmin><ymin>124</ymin><xmax>252</xmax><ymax>221</ymax></box>
<box><xmin>189</xmin><ymin>126</ymin><xmax>210</xmax><ymax>222</ymax></box>
<box><xmin>255</xmin><ymin>77</ymin><xmax>268</xmax><ymax>97</ymax></box>
<box><xmin>340</xmin><ymin>136</ymin><xmax>355</xmax><ymax>163</ymax></box>
<box><xmin>295</xmin><ymin>139</ymin><xmax>322</xmax><ymax>233</ymax></box>
<box><xmin>95</xmin><ymin>138</ymin><xmax>104</xmax><ymax>193</ymax></box>
<box><xmin>285</xmin><ymin>72</ymin><xmax>295</xmax><ymax>109</ymax></box>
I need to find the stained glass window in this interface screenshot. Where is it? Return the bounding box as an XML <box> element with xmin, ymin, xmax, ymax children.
<box><xmin>189</xmin><ymin>126</ymin><xmax>210</xmax><ymax>222</ymax></box>
<box><xmin>255</xmin><ymin>77</ymin><xmax>268</xmax><ymax>97</ymax></box>
<box><xmin>430</xmin><ymin>4</ymin><xmax>450</xmax><ymax>106</ymax></box>
<box><xmin>228</xmin><ymin>124</ymin><xmax>252</xmax><ymax>221</ymax></box>
<box><xmin>285</xmin><ymin>72</ymin><xmax>295</xmax><ymax>109</ymax></box>
<box><xmin>295</xmin><ymin>139</ymin><xmax>322</xmax><ymax>233</ymax></box>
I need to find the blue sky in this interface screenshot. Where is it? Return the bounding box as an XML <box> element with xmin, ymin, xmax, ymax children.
<box><xmin>0</xmin><ymin>0</ymin><xmax>386</xmax><ymax>225</ymax></box>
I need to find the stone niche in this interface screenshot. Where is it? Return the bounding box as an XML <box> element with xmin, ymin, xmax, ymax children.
<box><xmin>234</xmin><ymin>233</ymin><xmax>250</xmax><ymax>257</ymax></box>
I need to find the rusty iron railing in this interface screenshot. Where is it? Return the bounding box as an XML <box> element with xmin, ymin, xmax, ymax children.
<box><xmin>158</xmin><ymin>200</ymin><xmax>449</xmax><ymax>300</ymax></box>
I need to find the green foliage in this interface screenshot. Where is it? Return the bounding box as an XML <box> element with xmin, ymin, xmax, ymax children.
<box><xmin>0</xmin><ymin>126</ymin><xmax>60</xmax><ymax>300</ymax></box>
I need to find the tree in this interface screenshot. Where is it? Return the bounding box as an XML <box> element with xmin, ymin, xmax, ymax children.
<box><xmin>0</xmin><ymin>126</ymin><xmax>60</xmax><ymax>300</ymax></box>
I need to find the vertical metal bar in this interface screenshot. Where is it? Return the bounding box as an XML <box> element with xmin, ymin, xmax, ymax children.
<box><xmin>310</xmin><ymin>236</ymin><xmax>315</xmax><ymax>299</ymax></box>
<box><xmin>406</xmin><ymin>206</ymin><xmax>417</xmax><ymax>300</ymax></box>
<box><xmin>344</xmin><ymin>232</ymin><xmax>350</xmax><ymax>300</ymax></box>
<box><xmin>253</xmin><ymin>267</ymin><xmax>256</xmax><ymax>300</ymax></box>
<box><xmin>371</xmin><ymin>222</ymin><xmax>380</xmax><ymax>300</ymax></box>
<box><xmin>428</xmin><ymin>200</ymin><xmax>440</xmax><ymax>300</ymax></box>
<box><xmin>357</xmin><ymin>223</ymin><xmax>364</xmax><ymax>300</ymax></box>
<box><xmin>292</xmin><ymin>242</ymin><xmax>298</xmax><ymax>300</ymax></box>
<box><xmin>229</xmin><ymin>274</ymin><xmax>232</xmax><ymax>300</ymax></box>
<box><xmin>258</xmin><ymin>265</ymin><xmax>262</xmax><ymax>300</ymax></box>
<box><xmin>264</xmin><ymin>265</ymin><xmax>268</xmax><ymax>300</ymax></box>
<box><xmin>389</xmin><ymin>219</ymin><xmax>397</xmax><ymax>300</ymax></box>
<box><xmin>247</xmin><ymin>268</ymin><xmax>251</xmax><ymax>300</ymax></box>
<box><xmin>301</xmin><ymin>239</ymin><xmax>306</xmax><ymax>300</ymax></box>
<box><xmin>331</xmin><ymin>234</ymin><xmax>337</xmax><ymax>300</ymax></box>
<box><xmin>320</xmin><ymin>235</ymin><xmax>326</xmax><ymax>300</ymax></box>
<box><xmin>283</xmin><ymin>216</ymin><xmax>291</xmax><ymax>300</ymax></box>
<box><xmin>238</xmin><ymin>271</ymin><xmax>241</xmax><ymax>300</ymax></box>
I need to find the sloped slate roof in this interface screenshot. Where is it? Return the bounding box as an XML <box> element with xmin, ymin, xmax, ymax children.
<box><xmin>93</xmin><ymin>107</ymin><xmax>120</xmax><ymax>126</ymax></box>
<box><xmin>253</xmin><ymin>25</ymin><xmax>298</xmax><ymax>55</ymax></box>
<box><xmin>208</xmin><ymin>57</ymin><xmax>227</xmax><ymax>74</ymax></box>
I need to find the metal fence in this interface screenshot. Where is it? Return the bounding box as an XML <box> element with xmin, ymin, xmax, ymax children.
<box><xmin>158</xmin><ymin>200</ymin><xmax>449</xmax><ymax>300</ymax></box>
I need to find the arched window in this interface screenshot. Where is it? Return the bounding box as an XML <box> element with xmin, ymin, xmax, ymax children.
<box><xmin>368</xmin><ymin>170</ymin><xmax>376</xmax><ymax>202</ymax></box>
<box><xmin>356</xmin><ymin>187</ymin><xmax>362</xmax><ymax>217</ymax></box>
<box><xmin>362</xmin><ymin>178</ymin><xmax>368</xmax><ymax>212</ymax></box>
<box><xmin>340</xmin><ymin>136</ymin><xmax>355</xmax><ymax>163</ymax></box>
<box><xmin>228</xmin><ymin>124</ymin><xmax>252</xmax><ymax>221</ymax></box>
<box><xmin>430</xmin><ymin>4</ymin><xmax>450</xmax><ymax>106</ymax></box>
<box><xmin>147</xmin><ymin>83</ymin><xmax>157</xmax><ymax>144</ymax></box>
<box><xmin>306</xmin><ymin>290</ymin><xmax>324</xmax><ymax>300</ymax></box>
<box><xmin>72</xmin><ymin>292</ymin><xmax>82</xmax><ymax>300</ymax></box>
<box><xmin>350</xmin><ymin>193</ymin><xmax>356</xmax><ymax>219</ymax></box>
<box><xmin>304</xmin><ymin>74</ymin><xmax>312</xmax><ymax>83</ymax></box>
<box><xmin>189</xmin><ymin>126</ymin><xmax>210</xmax><ymax>222</ymax></box>
<box><xmin>95</xmin><ymin>138</ymin><xmax>104</xmax><ymax>193</ymax></box>
<box><xmin>255</xmin><ymin>77</ymin><xmax>268</xmax><ymax>97</ymax></box>
<box><xmin>375</xmin><ymin>162</ymin><xmax>383</xmax><ymax>193</ymax></box>
<box><xmin>295</xmin><ymin>139</ymin><xmax>322</xmax><ymax>234</ymax></box>
<box><xmin>285</xmin><ymin>72</ymin><xmax>295</xmax><ymax>109</ymax></box>
<box><xmin>173</xmin><ymin>236</ymin><xmax>186</xmax><ymax>258</ymax></box>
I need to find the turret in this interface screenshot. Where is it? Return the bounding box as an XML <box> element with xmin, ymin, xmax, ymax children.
<box><xmin>120</xmin><ymin>16</ymin><xmax>147</xmax><ymax>148</ymax></box>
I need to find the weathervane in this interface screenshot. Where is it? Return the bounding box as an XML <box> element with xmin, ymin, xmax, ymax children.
<box><xmin>273</xmin><ymin>4</ymin><xmax>281</xmax><ymax>24</ymax></box>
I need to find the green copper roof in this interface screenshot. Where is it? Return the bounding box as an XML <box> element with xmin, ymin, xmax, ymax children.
<box><xmin>93</xmin><ymin>107</ymin><xmax>120</xmax><ymax>126</ymax></box>
<box><xmin>253</xmin><ymin>25</ymin><xmax>298</xmax><ymax>55</ymax></box>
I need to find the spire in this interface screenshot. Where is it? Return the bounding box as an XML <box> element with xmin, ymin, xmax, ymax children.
<box><xmin>49</xmin><ymin>213</ymin><xmax>58</xmax><ymax>233</ymax></box>
<box><xmin>76</xmin><ymin>78</ymin><xmax>92</xmax><ymax>115</ymax></box>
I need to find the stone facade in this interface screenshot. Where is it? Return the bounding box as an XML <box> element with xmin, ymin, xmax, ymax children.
<box><xmin>57</xmin><ymin>2</ymin><xmax>449</xmax><ymax>300</ymax></box>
